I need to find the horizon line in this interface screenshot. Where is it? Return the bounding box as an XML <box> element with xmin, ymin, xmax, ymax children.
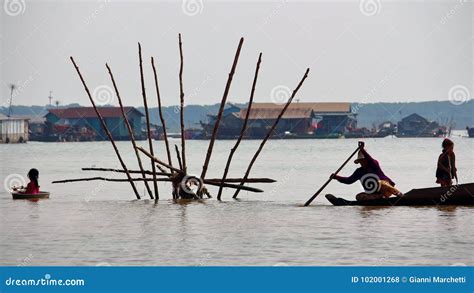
<box><xmin>2</xmin><ymin>99</ymin><xmax>470</xmax><ymax>109</ymax></box>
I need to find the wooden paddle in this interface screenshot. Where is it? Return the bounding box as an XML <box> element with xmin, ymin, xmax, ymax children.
<box><xmin>303</xmin><ymin>142</ymin><xmax>363</xmax><ymax>206</ymax></box>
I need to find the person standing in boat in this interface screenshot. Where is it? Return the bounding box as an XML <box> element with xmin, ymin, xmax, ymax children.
<box><xmin>331</xmin><ymin>142</ymin><xmax>402</xmax><ymax>201</ymax></box>
<box><xmin>436</xmin><ymin>138</ymin><xmax>457</xmax><ymax>187</ymax></box>
<box><xmin>12</xmin><ymin>168</ymin><xmax>40</xmax><ymax>194</ymax></box>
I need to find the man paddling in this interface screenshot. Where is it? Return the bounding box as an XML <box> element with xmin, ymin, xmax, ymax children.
<box><xmin>331</xmin><ymin>142</ymin><xmax>402</xmax><ymax>201</ymax></box>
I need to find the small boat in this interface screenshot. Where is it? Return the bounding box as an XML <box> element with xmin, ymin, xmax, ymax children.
<box><xmin>326</xmin><ymin>183</ymin><xmax>474</xmax><ymax>206</ymax></box>
<box><xmin>11</xmin><ymin>191</ymin><xmax>50</xmax><ymax>200</ymax></box>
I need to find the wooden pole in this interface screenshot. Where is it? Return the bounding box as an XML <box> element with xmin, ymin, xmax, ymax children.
<box><xmin>200</xmin><ymin>37</ymin><xmax>244</xmax><ymax>180</ymax></box>
<box><xmin>138</xmin><ymin>43</ymin><xmax>159</xmax><ymax>199</ymax></box>
<box><xmin>217</xmin><ymin>52</ymin><xmax>261</xmax><ymax>200</ymax></box>
<box><xmin>151</xmin><ymin>56</ymin><xmax>174</xmax><ymax>171</ymax></box>
<box><xmin>303</xmin><ymin>144</ymin><xmax>362</xmax><ymax>206</ymax></box>
<box><xmin>175</xmin><ymin>144</ymin><xmax>183</xmax><ymax>171</ymax></box>
<box><xmin>178</xmin><ymin>33</ymin><xmax>187</xmax><ymax>172</ymax></box>
<box><xmin>137</xmin><ymin>146</ymin><xmax>182</xmax><ymax>173</ymax></box>
<box><xmin>82</xmin><ymin>167</ymin><xmax>171</xmax><ymax>177</ymax></box>
<box><xmin>82</xmin><ymin>167</ymin><xmax>274</xmax><ymax>182</ymax></box>
<box><xmin>53</xmin><ymin>177</ymin><xmax>264</xmax><ymax>193</ymax></box>
<box><xmin>53</xmin><ymin>177</ymin><xmax>173</xmax><ymax>183</ymax></box>
<box><xmin>202</xmin><ymin>180</ymin><xmax>263</xmax><ymax>193</ymax></box>
<box><xmin>233</xmin><ymin>68</ymin><xmax>310</xmax><ymax>199</ymax></box>
<box><xmin>206</xmin><ymin>177</ymin><xmax>276</xmax><ymax>183</ymax></box>
<box><xmin>155</xmin><ymin>164</ymin><xmax>168</xmax><ymax>174</ymax></box>
<box><xmin>70</xmin><ymin>57</ymin><xmax>141</xmax><ymax>199</ymax></box>
<box><xmin>106</xmin><ymin>63</ymin><xmax>154</xmax><ymax>199</ymax></box>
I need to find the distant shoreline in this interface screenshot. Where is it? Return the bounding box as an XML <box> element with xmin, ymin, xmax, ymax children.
<box><xmin>2</xmin><ymin>100</ymin><xmax>473</xmax><ymax>131</ymax></box>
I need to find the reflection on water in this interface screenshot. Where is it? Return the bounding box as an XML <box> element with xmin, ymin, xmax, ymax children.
<box><xmin>0</xmin><ymin>138</ymin><xmax>473</xmax><ymax>265</ymax></box>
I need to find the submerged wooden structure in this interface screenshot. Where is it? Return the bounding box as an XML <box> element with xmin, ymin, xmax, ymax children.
<box><xmin>53</xmin><ymin>35</ymin><xmax>310</xmax><ymax>201</ymax></box>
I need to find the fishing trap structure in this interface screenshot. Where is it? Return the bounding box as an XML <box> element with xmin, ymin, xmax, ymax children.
<box><xmin>53</xmin><ymin>35</ymin><xmax>310</xmax><ymax>201</ymax></box>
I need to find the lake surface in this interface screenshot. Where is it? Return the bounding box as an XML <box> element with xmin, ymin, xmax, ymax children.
<box><xmin>1</xmin><ymin>136</ymin><xmax>473</xmax><ymax>266</ymax></box>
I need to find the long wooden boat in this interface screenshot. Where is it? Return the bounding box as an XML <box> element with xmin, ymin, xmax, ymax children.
<box><xmin>12</xmin><ymin>191</ymin><xmax>50</xmax><ymax>200</ymax></box>
<box><xmin>326</xmin><ymin>183</ymin><xmax>474</xmax><ymax>206</ymax></box>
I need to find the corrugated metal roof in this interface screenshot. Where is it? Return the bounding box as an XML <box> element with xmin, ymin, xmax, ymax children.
<box><xmin>240</xmin><ymin>102</ymin><xmax>351</xmax><ymax>119</ymax></box>
<box><xmin>9</xmin><ymin>114</ymin><xmax>45</xmax><ymax>123</ymax></box>
<box><xmin>47</xmin><ymin>107</ymin><xmax>143</xmax><ymax>119</ymax></box>
<box><xmin>0</xmin><ymin>113</ymin><xmax>30</xmax><ymax>121</ymax></box>
<box><xmin>241</xmin><ymin>108</ymin><xmax>313</xmax><ymax>119</ymax></box>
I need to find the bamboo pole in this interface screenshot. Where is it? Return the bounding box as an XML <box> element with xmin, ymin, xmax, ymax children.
<box><xmin>137</xmin><ymin>146</ymin><xmax>182</xmax><ymax>173</ymax></box>
<box><xmin>223</xmin><ymin>177</ymin><xmax>273</xmax><ymax>183</ymax></box>
<box><xmin>138</xmin><ymin>43</ymin><xmax>159</xmax><ymax>199</ymax></box>
<box><xmin>82</xmin><ymin>167</ymin><xmax>171</xmax><ymax>177</ymax></box>
<box><xmin>53</xmin><ymin>177</ymin><xmax>264</xmax><ymax>193</ymax></box>
<box><xmin>178</xmin><ymin>34</ymin><xmax>187</xmax><ymax>172</ymax></box>
<box><xmin>232</xmin><ymin>68</ymin><xmax>310</xmax><ymax>198</ymax></box>
<box><xmin>81</xmin><ymin>167</ymin><xmax>274</xmax><ymax>183</ymax></box>
<box><xmin>106</xmin><ymin>63</ymin><xmax>154</xmax><ymax>199</ymax></box>
<box><xmin>151</xmin><ymin>56</ymin><xmax>174</xmax><ymax>171</ymax></box>
<box><xmin>155</xmin><ymin>164</ymin><xmax>168</xmax><ymax>174</ymax></box>
<box><xmin>303</xmin><ymin>144</ymin><xmax>362</xmax><ymax>206</ymax></box>
<box><xmin>217</xmin><ymin>52</ymin><xmax>261</xmax><ymax>200</ymax></box>
<box><xmin>203</xmin><ymin>180</ymin><xmax>263</xmax><ymax>193</ymax></box>
<box><xmin>175</xmin><ymin>144</ymin><xmax>183</xmax><ymax>171</ymax></box>
<box><xmin>70</xmin><ymin>57</ymin><xmax>140</xmax><ymax>199</ymax></box>
<box><xmin>53</xmin><ymin>177</ymin><xmax>173</xmax><ymax>183</ymax></box>
<box><xmin>200</xmin><ymin>37</ymin><xmax>244</xmax><ymax>180</ymax></box>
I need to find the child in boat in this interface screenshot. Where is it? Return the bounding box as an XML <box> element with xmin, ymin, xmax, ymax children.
<box><xmin>14</xmin><ymin>169</ymin><xmax>40</xmax><ymax>194</ymax></box>
<box><xmin>331</xmin><ymin>142</ymin><xmax>402</xmax><ymax>201</ymax></box>
<box><xmin>436</xmin><ymin>138</ymin><xmax>457</xmax><ymax>187</ymax></box>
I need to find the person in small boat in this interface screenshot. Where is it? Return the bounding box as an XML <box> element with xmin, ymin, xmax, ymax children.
<box><xmin>12</xmin><ymin>168</ymin><xmax>40</xmax><ymax>194</ymax></box>
<box><xmin>331</xmin><ymin>142</ymin><xmax>402</xmax><ymax>201</ymax></box>
<box><xmin>436</xmin><ymin>138</ymin><xmax>457</xmax><ymax>187</ymax></box>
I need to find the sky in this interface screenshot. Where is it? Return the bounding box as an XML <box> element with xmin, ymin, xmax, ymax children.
<box><xmin>0</xmin><ymin>0</ymin><xmax>472</xmax><ymax>108</ymax></box>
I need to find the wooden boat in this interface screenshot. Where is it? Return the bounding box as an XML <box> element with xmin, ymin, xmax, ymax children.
<box><xmin>326</xmin><ymin>183</ymin><xmax>474</xmax><ymax>206</ymax></box>
<box><xmin>11</xmin><ymin>191</ymin><xmax>50</xmax><ymax>200</ymax></box>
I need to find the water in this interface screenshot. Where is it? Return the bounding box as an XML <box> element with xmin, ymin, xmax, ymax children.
<box><xmin>1</xmin><ymin>136</ymin><xmax>473</xmax><ymax>266</ymax></box>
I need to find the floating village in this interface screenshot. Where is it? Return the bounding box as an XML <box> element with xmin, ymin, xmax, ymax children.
<box><xmin>1</xmin><ymin>102</ymin><xmax>472</xmax><ymax>144</ymax></box>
